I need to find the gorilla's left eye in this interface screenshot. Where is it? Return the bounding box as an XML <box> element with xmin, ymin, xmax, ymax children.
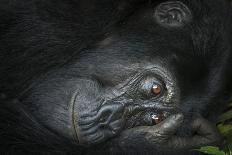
<box><xmin>140</xmin><ymin>77</ymin><xmax>164</xmax><ymax>98</ymax></box>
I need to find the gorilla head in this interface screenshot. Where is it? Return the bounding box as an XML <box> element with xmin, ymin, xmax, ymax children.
<box><xmin>0</xmin><ymin>0</ymin><xmax>232</xmax><ymax>154</ymax></box>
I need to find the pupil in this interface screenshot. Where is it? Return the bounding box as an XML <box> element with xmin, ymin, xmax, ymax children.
<box><xmin>152</xmin><ymin>84</ymin><xmax>161</xmax><ymax>94</ymax></box>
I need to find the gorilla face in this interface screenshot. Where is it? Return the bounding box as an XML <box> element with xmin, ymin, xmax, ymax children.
<box><xmin>0</xmin><ymin>0</ymin><xmax>232</xmax><ymax>154</ymax></box>
<box><xmin>74</xmin><ymin>61</ymin><xmax>179</xmax><ymax>145</ymax></box>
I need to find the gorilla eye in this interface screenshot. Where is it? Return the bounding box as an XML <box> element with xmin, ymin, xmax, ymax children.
<box><xmin>154</xmin><ymin>1</ymin><xmax>192</xmax><ymax>27</ymax></box>
<box><xmin>140</xmin><ymin>77</ymin><xmax>164</xmax><ymax>98</ymax></box>
<box><xmin>152</xmin><ymin>84</ymin><xmax>162</xmax><ymax>95</ymax></box>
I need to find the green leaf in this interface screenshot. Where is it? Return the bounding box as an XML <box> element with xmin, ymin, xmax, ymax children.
<box><xmin>217</xmin><ymin>124</ymin><xmax>232</xmax><ymax>136</ymax></box>
<box><xmin>218</xmin><ymin>110</ymin><xmax>232</xmax><ymax>122</ymax></box>
<box><xmin>195</xmin><ymin>146</ymin><xmax>227</xmax><ymax>155</ymax></box>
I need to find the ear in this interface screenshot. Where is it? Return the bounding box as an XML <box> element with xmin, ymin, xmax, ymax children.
<box><xmin>154</xmin><ymin>1</ymin><xmax>192</xmax><ymax>28</ymax></box>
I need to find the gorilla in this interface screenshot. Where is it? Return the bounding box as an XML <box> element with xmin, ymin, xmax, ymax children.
<box><xmin>0</xmin><ymin>0</ymin><xmax>232</xmax><ymax>154</ymax></box>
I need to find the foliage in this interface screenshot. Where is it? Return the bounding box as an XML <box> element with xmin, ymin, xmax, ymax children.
<box><xmin>195</xmin><ymin>146</ymin><xmax>227</xmax><ymax>155</ymax></box>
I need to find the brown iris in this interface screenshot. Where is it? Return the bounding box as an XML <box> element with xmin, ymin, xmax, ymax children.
<box><xmin>152</xmin><ymin>84</ymin><xmax>162</xmax><ymax>95</ymax></box>
<box><xmin>151</xmin><ymin>113</ymin><xmax>164</xmax><ymax>125</ymax></box>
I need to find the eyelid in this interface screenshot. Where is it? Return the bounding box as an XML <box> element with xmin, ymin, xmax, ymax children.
<box><xmin>141</xmin><ymin>78</ymin><xmax>162</xmax><ymax>91</ymax></box>
<box><xmin>137</xmin><ymin>76</ymin><xmax>165</xmax><ymax>99</ymax></box>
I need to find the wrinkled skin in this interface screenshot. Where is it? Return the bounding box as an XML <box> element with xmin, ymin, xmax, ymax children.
<box><xmin>0</xmin><ymin>0</ymin><xmax>232</xmax><ymax>154</ymax></box>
